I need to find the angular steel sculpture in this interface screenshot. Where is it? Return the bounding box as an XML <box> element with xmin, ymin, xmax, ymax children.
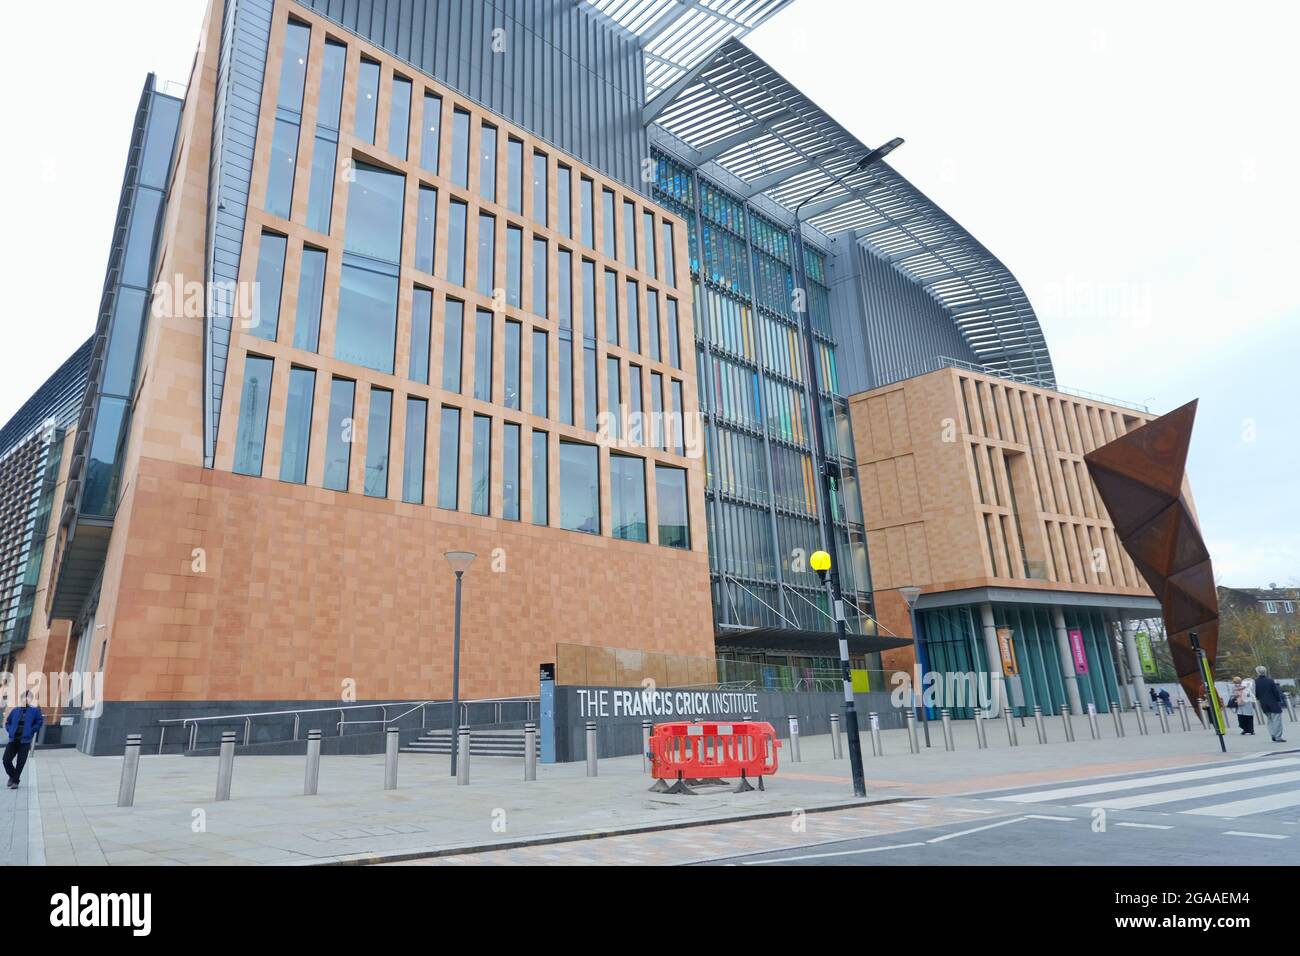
<box><xmin>1084</xmin><ymin>400</ymin><xmax>1217</xmax><ymax>705</ymax></box>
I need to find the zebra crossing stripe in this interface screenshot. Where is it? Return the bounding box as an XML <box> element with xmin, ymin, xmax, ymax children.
<box><xmin>1078</xmin><ymin>769</ymin><xmax>1300</xmax><ymax>810</ymax></box>
<box><xmin>993</xmin><ymin>757</ymin><xmax>1300</xmax><ymax>803</ymax></box>
<box><xmin>1184</xmin><ymin>788</ymin><xmax>1300</xmax><ymax>819</ymax></box>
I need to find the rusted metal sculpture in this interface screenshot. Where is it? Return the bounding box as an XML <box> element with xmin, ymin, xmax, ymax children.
<box><xmin>1084</xmin><ymin>400</ymin><xmax>1217</xmax><ymax>706</ymax></box>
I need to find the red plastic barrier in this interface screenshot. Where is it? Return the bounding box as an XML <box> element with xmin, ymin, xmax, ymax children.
<box><xmin>649</xmin><ymin>721</ymin><xmax>779</xmax><ymax>793</ymax></box>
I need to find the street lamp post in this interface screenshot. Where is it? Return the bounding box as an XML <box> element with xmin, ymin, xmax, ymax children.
<box><xmin>793</xmin><ymin>138</ymin><xmax>903</xmax><ymax>799</ymax></box>
<box><xmin>444</xmin><ymin>550</ymin><xmax>477</xmax><ymax>776</ymax></box>
<box><xmin>899</xmin><ymin>585</ymin><xmax>931</xmax><ymax>747</ymax></box>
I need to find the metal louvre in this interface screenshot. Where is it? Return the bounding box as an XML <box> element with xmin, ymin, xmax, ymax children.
<box><xmin>651</xmin><ymin>38</ymin><xmax>1056</xmax><ymax>386</ymax></box>
<box><xmin>584</xmin><ymin>0</ymin><xmax>793</xmax><ymax>100</ymax></box>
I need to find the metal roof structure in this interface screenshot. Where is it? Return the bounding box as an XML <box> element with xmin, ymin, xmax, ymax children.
<box><xmin>648</xmin><ymin>38</ymin><xmax>1057</xmax><ymax>385</ymax></box>
<box><xmin>583</xmin><ymin>0</ymin><xmax>794</xmax><ymax>101</ymax></box>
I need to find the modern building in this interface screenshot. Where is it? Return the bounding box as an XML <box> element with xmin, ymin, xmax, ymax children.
<box><xmin>2</xmin><ymin>0</ymin><xmax>1183</xmax><ymax>750</ymax></box>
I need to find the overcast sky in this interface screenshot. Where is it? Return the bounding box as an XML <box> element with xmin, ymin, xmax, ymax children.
<box><xmin>1</xmin><ymin>1</ymin><xmax>1294</xmax><ymax>587</ymax></box>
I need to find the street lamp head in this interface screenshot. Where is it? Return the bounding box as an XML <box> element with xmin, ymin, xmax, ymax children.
<box><xmin>810</xmin><ymin>550</ymin><xmax>832</xmax><ymax>574</ymax></box>
<box><xmin>899</xmin><ymin>585</ymin><xmax>922</xmax><ymax>608</ymax></box>
<box><xmin>444</xmin><ymin>550</ymin><xmax>477</xmax><ymax>575</ymax></box>
<box><xmin>858</xmin><ymin>136</ymin><xmax>904</xmax><ymax>169</ymax></box>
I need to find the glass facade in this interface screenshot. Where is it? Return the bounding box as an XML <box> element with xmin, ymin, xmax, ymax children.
<box><xmin>233</xmin><ymin>356</ymin><xmax>274</xmax><ymax>476</ymax></box>
<box><xmin>559</xmin><ymin>441</ymin><xmax>599</xmax><ymax>535</ymax></box>
<box><xmin>280</xmin><ymin>366</ymin><xmax>315</xmax><ymax>483</ymax></box>
<box><xmin>610</xmin><ymin>453</ymin><xmax>647</xmax><ymax>542</ymax></box>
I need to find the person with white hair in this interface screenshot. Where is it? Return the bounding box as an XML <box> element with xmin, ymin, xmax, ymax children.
<box><xmin>1253</xmin><ymin>665</ymin><xmax>1287</xmax><ymax>743</ymax></box>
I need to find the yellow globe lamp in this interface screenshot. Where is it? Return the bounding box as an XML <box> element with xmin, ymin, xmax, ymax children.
<box><xmin>809</xmin><ymin>550</ymin><xmax>832</xmax><ymax>575</ymax></box>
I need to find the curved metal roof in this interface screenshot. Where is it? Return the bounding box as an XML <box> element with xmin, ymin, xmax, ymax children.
<box><xmin>648</xmin><ymin>38</ymin><xmax>1056</xmax><ymax>386</ymax></box>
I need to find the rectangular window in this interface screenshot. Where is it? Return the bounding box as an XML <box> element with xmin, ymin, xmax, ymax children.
<box><xmin>343</xmin><ymin>161</ymin><xmax>404</xmax><ymax>262</ymax></box>
<box><xmin>646</xmin><ymin>288</ymin><xmax>661</xmax><ymax>362</ymax></box>
<box><xmin>559</xmin><ymin>441</ymin><xmax>599</xmax><ymax>534</ymax></box>
<box><xmin>506</xmin><ymin>225</ymin><xmax>522</xmax><ymax>308</ymax></box>
<box><xmin>670</xmin><ymin>379</ymin><xmax>685</xmax><ymax>455</ymax></box>
<box><xmin>557</xmin><ymin>164</ymin><xmax>572</xmax><ymax>237</ymax></box>
<box><xmin>606</xmin><ymin>356</ymin><xmax>621</xmax><ymax>440</ymax></box>
<box><xmin>251</xmin><ymin>233</ymin><xmax>287</xmax><ymax>342</ymax></box>
<box><xmin>504</xmin><ymin>320</ymin><xmax>521</xmax><ymax>410</ymax></box>
<box><xmin>233</xmin><ymin>355</ymin><xmax>273</xmax><ymax>476</ymax></box>
<box><xmin>625</xmin><ymin>279</ymin><xmax>640</xmax><ymax>353</ymax></box>
<box><xmin>445</xmin><ymin>200</ymin><xmax>468</xmax><ymax>287</ymax></box>
<box><xmin>355</xmin><ymin>59</ymin><xmax>380</xmax><ymax>143</ymax></box>
<box><xmin>278</xmin><ymin>21</ymin><xmax>310</xmax><ymax>109</ymax></box>
<box><xmin>662</xmin><ymin>222</ymin><xmax>677</xmax><ymax>286</ymax></box>
<box><xmin>442</xmin><ymin>298</ymin><xmax>464</xmax><ymax>392</ymax></box>
<box><xmin>402</xmin><ymin>397</ymin><xmax>427</xmax><ymax>504</ymax></box>
<box><xmin>601</xmin><ymin>188</ymin><xmax>616</xmax><ymax>258</ymax></box>
<box><xmin>531</xmin><ymin>236</ymin><xmax>548</xmax><ymax>317</ymax></box>
<box><xmin>336</xmin><ymin>264</ymin><xmax>398</xmax><ymax>373</ymax></box>
<box><xmin>623</xmin><ymin>199</ymin><xmax>637</xmax><ymax>267</ymax></box>
<box><xmin>450</xmin><ymin>108</ymin><xmax>470</xmax><ymax>187</ymax></box>
<box><xmin>365</xmin><ymin>387</ymin><xmax>392</xmax><ymax>497</ymax></box>
<box><xmin>415</xmin><ymin>185</ymin><xmax>437</xmax><ymax>273</ymax></box>
<box><xmin>409</xmin><ymin>287</ymin><xmax>432</xmax><ymax>384</ymax></box>
<box><xmin>266</xmin><ymin>119</ymin><xmax>299</xmax><ymax>219</ymax></box>
<box><xmin>507</xmin><ymin>138</ymin><xmax>524</xmax><ymax>214</ymax></box>
<box><xmin>557</xmin><ymin>249</ymin><xmax>572</xmax><ymax>328</ymax></box>
<box><xmin>531</xmin><ymin>329</ymin><xmax>548</xmax><ymax>418</ymax></box>
<box><xmin>656</xmin><ymin>464</ymin><xmax>690</xmax><ymax>548</ymax></box>
<box><xmin>280</xmin><ymin>366</ymin><xmax>315</xmax><ymax>483</ymax></box>
<box><xmin>610</xmin><ymin>453</ymin><xmax>647</xmax><ymax>542</ymax></box>
<box><xmin>580</xmin><ymin>176</ymin><xmax>594</xmax><ymax>247</ymax></box>
<box><xmin>559</xmin><ymin>332</ymin><xmax>573</xmax><ymax>425</ymax></box>
<box><xmin>666</xmin><ymin>298</ymin><xmax>681</xmax><ymax>369</ymax></box>
<box><xmin>388</xmin><ymin>75</ymin><xmax>411</xmax><ymax>158</ymax></box>
<box><xmin>581</xmin><ymin>260</ymin><xmax>596</xmax><ymax>339</ymax></box>
<box><xmin>479</xmin><ymin>122</ymin><xmax>497</xmax><ymax>202</ymax></box>
<box><xmin>643</xmin><ymin>211</ymin><xmax>657</xmax><ymax>278</ymax></box>
<box><xmin>503</xmin><ymin>422</ymin><xmax>521</xmax><ymax>521</ymax></box>
<box><xmin>437</xmin><ymin>405</ymin><xmax>460</xmax><ymax>509</ymax></box>
<box><xmin>532</xmin><ymin>151</ymin><xmax>548</xmax><ymax>226</ymax></box>
<box><xmin>471</xmin><ymin>414</ymin><xmax>491</xmax><ymax>516</ymax></box>
<box><xmin>293</xmin><ymin>246</ymin><xmax>326</xmax><ymax>352</ymax></box>
<box><xmin>628</xmin><ymin>364</ymin><xmax>643</xmax><ymax>444</ymax></box>
<box><xmin>305</xmin><ymin>136</ymin><xmax>337</xmax><ymax>234</ymax></box>
<box><xmin>420</xmin><ymin>92</ymin><xmax>441</xmax><ymax>174</ymax></box>
<box><xmin>476</xmin><ymin>212</ymin><xmax>496</xmax><ymax>297</ymax></box>
<box><xmin>323</xmin><ymin>377</ymin><xmax>355</xmax><ymax>491</ymax></box>
<box><xmin>650</xmin><ymin>371</ymin><xmax>665</xmax><ymax>449</ymax></box>
<box><xmin>604</xmin><ymin>269</ymin><xmax>618</xmax><ymax>345</ymax></box>
<box><xmin>583</xmin><ymin>345</ymin><xmax>597</xmax><ymax>431</ymax></box>
<box><xmin>317</xmin><ymin>39</ymin><xmax>346</xmax><ymax>129</ymax></box>
<box><xmin>474</xmin><ymin>308</ymin><xmax>493</xmax><ymax>402</ymax></box>
<box><xmin>531</xmin><ymin>431</ymin><xmax>548</xmax><ymax>525</ymax></box>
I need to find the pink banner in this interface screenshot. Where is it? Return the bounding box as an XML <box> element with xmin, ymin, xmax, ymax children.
<box><xmin>1069</xmin><ymin>629</ymin><xmax>1089</xmax><ymax>674</ymax></box>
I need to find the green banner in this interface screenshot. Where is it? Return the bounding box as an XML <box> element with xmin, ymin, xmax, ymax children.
<box><xmin>1135</xmin><ymin>631</ymin><xmax>1158</xmax><ymax>676</ymax></box>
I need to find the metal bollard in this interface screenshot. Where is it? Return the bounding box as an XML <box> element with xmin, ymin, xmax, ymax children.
<box><xmin>1286</xmin><ymin>695</ymin><xmax>1296</xmax><ymax>722</ymax></box>
<box><xmin>1177</xmin><ymin>700</ymin><xmax>1191</xmax><ymax>731</ymax></box>
<box><xmin>384</xmin><ymin>727</ymin><xmax>399</xmax><ymax>791</ymax></box>
<box><xmin>303</xmin><ymin>729</ymin><xmax>321</xmax><ymax>796</ymax></box>
<box><xmin>868</xmin><ymin>712</ymin><xmax>882</xmax><ymax>756</ymax></box>
<box><xmin>117</xmin><ymin>734</ymin><xmax>142</xmax><ymax>808</ymax></box>
<box><xmin>1086</xmin><ymin>703</ymin><xmax>1101</xmax><ymax>740</ymax></box>
<box><xmin>1134</xmin><ymin>702</ymin><xmax>1149</xmax><ymax>736</ymax></box>
<box><xmin>940</xmin><ymin>709</ymin><xmax>955</xmax><ymax>751</ymax></box>
<box><xmin>1112</xmin><ymin>703</ymin><xmax>1126</xmax><ymax>738</ymax></box>
<box><xmin>1198</xmin><ymin>698</ymin><xmax>1210</xmax><ymax>730</ymax></box>
<box><xmin>1032</xmin><ymin>705</ymin><xmax>1047</xmax><ymax>744</ymax></box>
<box><xmin>215</xmin><ymin>731</ymin><xmax>236</xmax><ymax>801</ymax></box>
<box><xmin>787</xmin><ymin>716</ymin><xmax>802</xmax><ymax>762</ymax></box>
<box><xmin>1061</xmin><ymin>704</ymin><xmax>1075</xmax><ymax>742</ymax></box>
<box><xmin>974</xmin><ymin>708</ymin><xmax>988</xmax><ymax>749</ymax></box>
<box><xmin>829</xmin><ymin>714</ymin><xmax>844</xmax><ymax>759</ymax></box>
<box><xmin>1004</xmin><ymin>706</ymin><xmax>1019</xmax><ymax>746</ymax></box>
<box><xmin>905</xmin><ymin>710</ymin><xmax>920</xmax><ymax>753</ymax></box>
<box><xmin>585</xmin><ymin>721</ymin><xmax>598</xmax><ymax>777</ymax></box>
<box><xmin>456</xmin><ymin>725</ymin><xmax>470</xmax><ymax>785</ymax></box>
<box><xmin>1157</xmin><ymin>705</ymin><xmax>1171</xmax><ymax>734</ymax></box>
<box><xmin>524</xmin><ymin>721</ymin><xmax>537</xmax><ymax>781</ymax></box>
<box><xmin>641</xmin><ymin>719</ymin><xmax>652</xmax><ymax>774</ymax></box>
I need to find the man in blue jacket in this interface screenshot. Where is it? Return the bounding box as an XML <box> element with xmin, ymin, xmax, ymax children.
<box><xmin>4</xmin><ymin>691</ymin><xmax>44</xmax><ymax>788</ymax></box>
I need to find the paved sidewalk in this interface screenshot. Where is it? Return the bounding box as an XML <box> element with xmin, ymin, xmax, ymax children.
<box><xmin>17</xmin><ymin>716</ymin><xmax>1291</xmax><ymax>865</ymax></box>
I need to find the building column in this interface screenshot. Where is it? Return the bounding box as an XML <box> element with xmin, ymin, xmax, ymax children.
<box><xmin>1121</xmin><ymin>615</ymin><xmax>1148</xmax><ymax>708</ymax></box>
<box><xmin>979</xmin><ymin>602</ymin><xmax>1006</xmax><ymax>719</ymax></box>
<box><xmin>1051</xmin><ymin>606</ymin><xmax>1084</xmax><ymax>716</ymax></box>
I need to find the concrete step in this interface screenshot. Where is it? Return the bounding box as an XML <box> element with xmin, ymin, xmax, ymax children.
<box><xmin>400</xmin><ymin>730</ymin><xmax>539</xmax><ymax>757</ymax></box>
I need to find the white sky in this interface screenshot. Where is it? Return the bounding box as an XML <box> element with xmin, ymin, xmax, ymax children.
<box><xmin>1</xmin><ymin>0</ymin><xmax>1295</xmax><ymax>587</ymax></box>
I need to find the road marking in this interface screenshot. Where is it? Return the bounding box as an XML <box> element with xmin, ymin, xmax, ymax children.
<box><xmin>949</xmin><ymin>808</ymin><xmax>996</xmax><ymax>815</ymax></box>
<box><xmin>1116</xmin><ymin>822</ymin><xmax>1174</xmax><ymax>830</ymax></box>
<box><xmin>993</xmin><ymin>758</ymin><xmax>1300</xmax><ymax>803</ymax></box>
<box><xmin>926</xmin><ymin>817</ymin><xmax>1030</xmax><ymax>843</ymax></box>
<box><xmin>1184</xmin><ymin>788</ymin><xmax>1300</xmax><ymax>819</ymax></box>
<box><xmin>1078</xmin><ymin>769</ymin><xmax>1300</xmax><ymax>810</ymax></box>
<box><xmin>1222</xmin><ymin>831</ymin><xmax>1287</xmax><ymax>840</ymax></box>
<box><xmin>1024</xmin><ymin>814</ymin><xmax>1073</xmax><ymax>821</ymax></box>
<box><xmin>740</xmin><ymin>842</ymin><xmax>925</xmax><ymax>864</ymax></box>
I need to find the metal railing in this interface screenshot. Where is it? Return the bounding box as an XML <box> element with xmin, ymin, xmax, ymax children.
<box><xmin>157</xmin><ymin>696</ymin><xmax>539</xmax><ymax>754</ymax></box>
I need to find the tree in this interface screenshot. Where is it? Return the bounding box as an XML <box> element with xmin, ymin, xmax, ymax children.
<box><xmin>1216</xmin><ymin>606</ymin><xmax>1300</xmax><ymax>680</ymax></box>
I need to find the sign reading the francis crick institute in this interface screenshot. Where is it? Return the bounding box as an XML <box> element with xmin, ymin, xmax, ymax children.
<box><xmin>575</xmin><ymin>688</ymin><xmax>761</xmax><ymax>720</ymax></box>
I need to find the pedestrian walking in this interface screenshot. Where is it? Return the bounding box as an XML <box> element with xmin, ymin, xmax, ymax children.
<box><xmin>1228</xmin><ymin>676</ymin><xmax>1256</xmax><ymax>735</ymax></box>
<box><xmin>3</xmin><ymin>691</ymin><xmax>44</xmax><ymax>788</ymax></box>
<box><xmin>1157</xmin><ymin>688</ymin><xmax>1173</xmax><ymax>714</ymax></box>
<box><xmin>1149</xmin><ymin>687</ymin><xmax>1159</xmax><ymax>712</ymax></box>
<box><xmin>1253</xmin><ymin>666</ymin><xmax>1287</xmax><ymax>743</ymax></box>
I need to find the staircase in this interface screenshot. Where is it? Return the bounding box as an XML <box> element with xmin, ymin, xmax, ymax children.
<box><xmin>401</xmin><ymin>729</ymin><xmax>539</xmax><ymax>758</ymax></box>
